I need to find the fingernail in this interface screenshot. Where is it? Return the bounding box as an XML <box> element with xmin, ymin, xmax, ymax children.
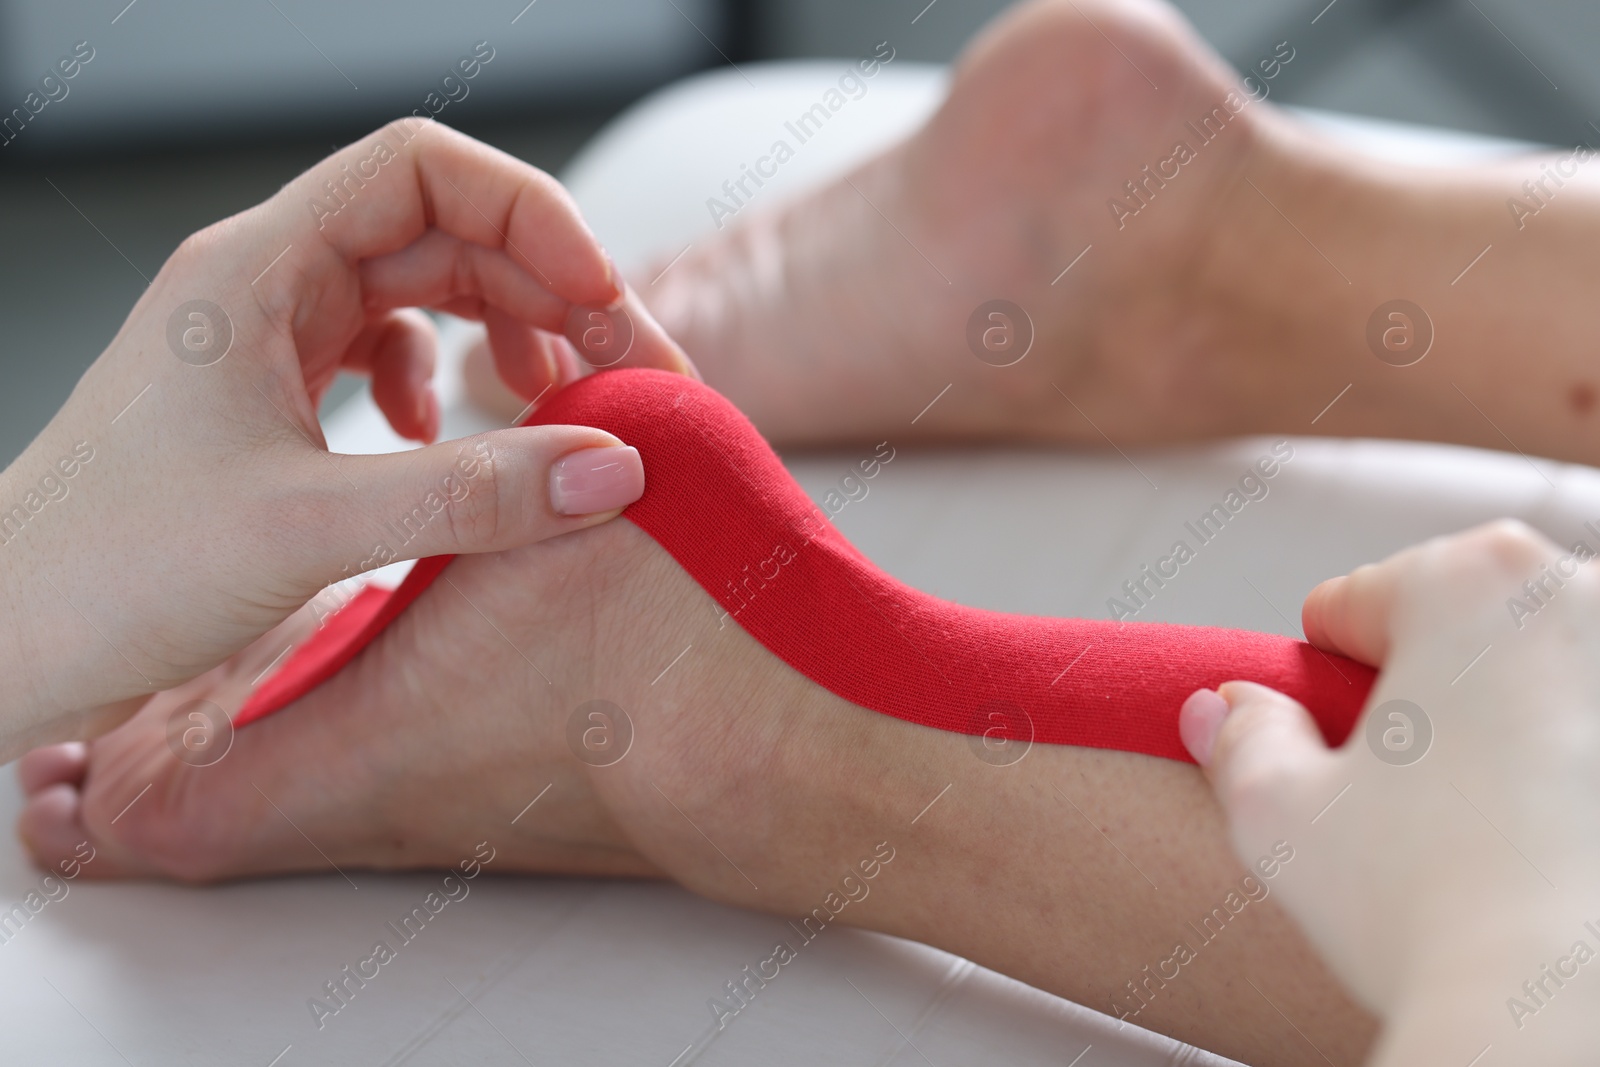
<box><xmin>1179</xmin><ymin>688</ymin><xmax>1231</xmax><ymax>767</ymax></box>
<box><xmin>676</xmin><ymin>343</ymin><xmax>703</xmax><ymax>383</ymax></box>
<box><xmin>604</xmin><ymin>253</ymin><xmax>622</xmax><ymax>298</ymax></box>
<box><xmin>549</xmin><ymin>445</ymin><xmax>644</xmax><ymax>516</ymax></box>
<box><xmin>537</xmin><ymin>337</ymin><xmax>561</xmax><ymax>394</ymax></box>
<box><xmin>418</xmin><ymin>389</ymin><xmax>440</xmax><ymax>443</ymax></box>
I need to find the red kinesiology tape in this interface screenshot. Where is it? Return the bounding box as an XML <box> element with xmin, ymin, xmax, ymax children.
<box><xmin>237</xmin><ymin>370</ymin><xmax>1374</xmax><ymax>762</ymax></box>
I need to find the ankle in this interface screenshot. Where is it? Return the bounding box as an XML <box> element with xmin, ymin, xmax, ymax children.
<box><xmin>1166</xmin><ymin>113</ymin><xmax>1364</xmax><ymax>437</ymax></box>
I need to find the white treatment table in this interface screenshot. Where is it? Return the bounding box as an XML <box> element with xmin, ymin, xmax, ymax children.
<box><xmin>0</xmin><ymin>62</ymin><xmax>1580</xmax><ymax>1066</ymax></box>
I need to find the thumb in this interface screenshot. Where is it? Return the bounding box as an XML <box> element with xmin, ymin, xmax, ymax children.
<box><xmin>317</xmin><ymin>424</ymin><xmax>645</xmax><ymax>571</ymax></box>
<box><xmin>1181</xmin><ymin>682</ymin><xmax>1335</xmax><ymax>843</ymax></box>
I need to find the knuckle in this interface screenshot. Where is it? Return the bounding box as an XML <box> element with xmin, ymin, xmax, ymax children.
<box><xmin>163</xmin><ymin>214</ymin><xmax>264</xmax><ymax>298</ymax></box>
<box><xmin>442</xmin><ymin>440</ymin><xmax>512</xmax><ymax>549</ymax></box>
<box><xmin>1467</xmin><ymin>518</ymin><xmax>1551</xmax><ymax>572</ymax></box>
<box><xmin>1406</xmin><ymin>520</ymin><xmax>1552</xmax><ymax>604</ymax></box>
<box><xmin>390</xmin><ymin>115</ymin><xmax>441</xmax><ymax>158</ymax></box>
<box><xmin>1337</xmin><ymin>561</ymin><xmax>1384</xmax><ymax>609</ymax></box>
<box><xmin>168</xmin><ymin>222</ymin><xmax>229</xmax><ymax>272</ymax></box>
<box><xmin>381</xmin><ymin>115</ymin><xmax>428</xmax><ymax>146</ymax></box>
<box><xmin>524</xmin><ymin>166</ymin><xmax>566</xmax><ymax>202</ymax></box>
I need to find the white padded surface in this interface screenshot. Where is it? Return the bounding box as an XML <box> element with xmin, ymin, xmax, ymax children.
<box><xmin>0</xmin><ymin>62</ymin><xmax>1568</xmax><ymax>1065</ymax></box>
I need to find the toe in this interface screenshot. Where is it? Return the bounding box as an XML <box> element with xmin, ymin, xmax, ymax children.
<box><xmin>61</xmin><ymin>666</ymin><xmax>398</xmax><ymax>883</ymax></box>
<box><xmin>18</xmin><ymin>743</ymin><xmax>87</xmax><ymax>795</ymax></box>
<box><xmin>19</xmin><ymin>782</ymin><xmax>150</xmax><ymax>879</ymax></box>
<box><xmin>18</xmin><ymin>783</ymin><xmax>87</xmax><ymax>869</ymax></box>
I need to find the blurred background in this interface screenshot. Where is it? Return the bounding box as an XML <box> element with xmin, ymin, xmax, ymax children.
<box><xmin>0</xmin><ymin>0</ymin><xmax>1592</xmax><ymax>463</ymax></box>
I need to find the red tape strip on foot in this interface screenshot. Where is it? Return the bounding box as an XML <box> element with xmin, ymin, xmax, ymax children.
<box><xmin>238</xmin><ymin>370</ymin><xmax>1374</xmax><ymax>761</ymax></box>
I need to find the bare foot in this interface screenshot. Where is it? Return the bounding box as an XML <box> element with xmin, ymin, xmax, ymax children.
<box><xmin>18</xmin><ymin>511</ymin><xmax>1373</xmax><ymax>1065</ymax></box>
<box><xmin>17</xmin><ymin>512</ymin><xmax>904</xmax><ymax>910</ymax></box>
<box><xmin>634</xmin><ymin>0</ymin><xmax>1318</xmax><ymax>445</ymax></box>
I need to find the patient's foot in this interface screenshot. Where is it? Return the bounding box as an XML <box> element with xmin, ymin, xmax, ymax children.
<box><xmin>12</xmin><ymin>520</ymin><xmax>731</xmax><ymax>888</ymax></box>
<box><xmin>641</xmin><ymin>0</ymin><xmax>1314</xmax><ymax>444</ymax></box>
<box><xmin>15</xmin><ymin>516</ymin><xmax>888</xmax><ymax>909</ymax></box>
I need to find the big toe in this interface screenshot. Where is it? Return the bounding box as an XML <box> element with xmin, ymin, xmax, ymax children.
<box><xmin>18</xmin><ymin>782</ymin><xmax>86</xmax><ymax>868</ymax></box>
<box><xmin>17</xmin><ymin>781</ymin><xmax>154</xmax><ymax>880</ymax></box>
<box><xmin>18</xmin><ymin>742</ymin><xmax>87</xmax><ymax>795</ymax></box>
<box><xmin>18</xmin><ymin>707</ymin><xmax>216</xmax><ymax>881</ymax></box>
<box><xmin>10</xmin><ymin>670</ymin><xmax>391</xmax><ymax>885</ymax></box>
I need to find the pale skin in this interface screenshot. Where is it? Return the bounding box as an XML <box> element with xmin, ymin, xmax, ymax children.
<box><xmin>631</xmin><ymin>0</ymin><xmax>1600</xmax><ymax>463</ymax></box>
<box><xmin>1186</xmin><ymin>520</ymin><xmax>1600</xmax><ymax>1065</ymax></box>
<box><xmin>11</xmin><ymin>1</ymin><xmax>1600</xmax><ymax>1066</ymax></box>
<box><xmin>0</xmin><ymin>117</ymin><xmax>695</xmax><ymax>761</ymax></box>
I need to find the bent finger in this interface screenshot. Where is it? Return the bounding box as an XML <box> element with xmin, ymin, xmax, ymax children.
<box><xmin>346</xmin><ymin>309</ymin><xmax>440</xmax><ymax>444</ymax></box>
<box><xmin>283</xmin><ymin>120</ymin><xmax>617</xmax><ymax>307</ymax></box>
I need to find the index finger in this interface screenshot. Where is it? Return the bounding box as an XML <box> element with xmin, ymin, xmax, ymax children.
<box><xmin>248</xmin><ymin>119</ymin><xmax>617</xmax><ymax>322</ymax></box>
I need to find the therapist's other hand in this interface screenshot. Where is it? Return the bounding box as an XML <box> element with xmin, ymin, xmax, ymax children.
<box><xmin>1181</xmin><ymin>521</ymin><xmax>1600</xmax><ymax>1065</ymax></box>
<box><xmin>0</xmin><ymin>119</ymin><xmax>684</xmax><ymax>757</ymax></box>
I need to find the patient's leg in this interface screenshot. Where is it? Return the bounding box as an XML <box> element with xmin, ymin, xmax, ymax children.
<box><xmin>633</xmin><ymin>0</ymin><xmax>1298</xmax><ymax>446</ymax></box>
<box><xmin>629</xmin><ymin>0</ymin><xmax>1600</xmax><ymax>466</ymax></box>
<box><xmin>20</xmin><ymin>373</ymin><xmax>1374</xmax><ymax>1067</ymax></box>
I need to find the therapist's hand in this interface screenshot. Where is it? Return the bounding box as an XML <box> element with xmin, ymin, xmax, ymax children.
<box><xmin>1181</xmin><ymin>521</ymin><xmax>1600</xmax><ymax>1066</ymax></box>
<box><xmin>0</xmin><ymin>119</ymin><xmax>691</xmax><ymax>757</ymax></box>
